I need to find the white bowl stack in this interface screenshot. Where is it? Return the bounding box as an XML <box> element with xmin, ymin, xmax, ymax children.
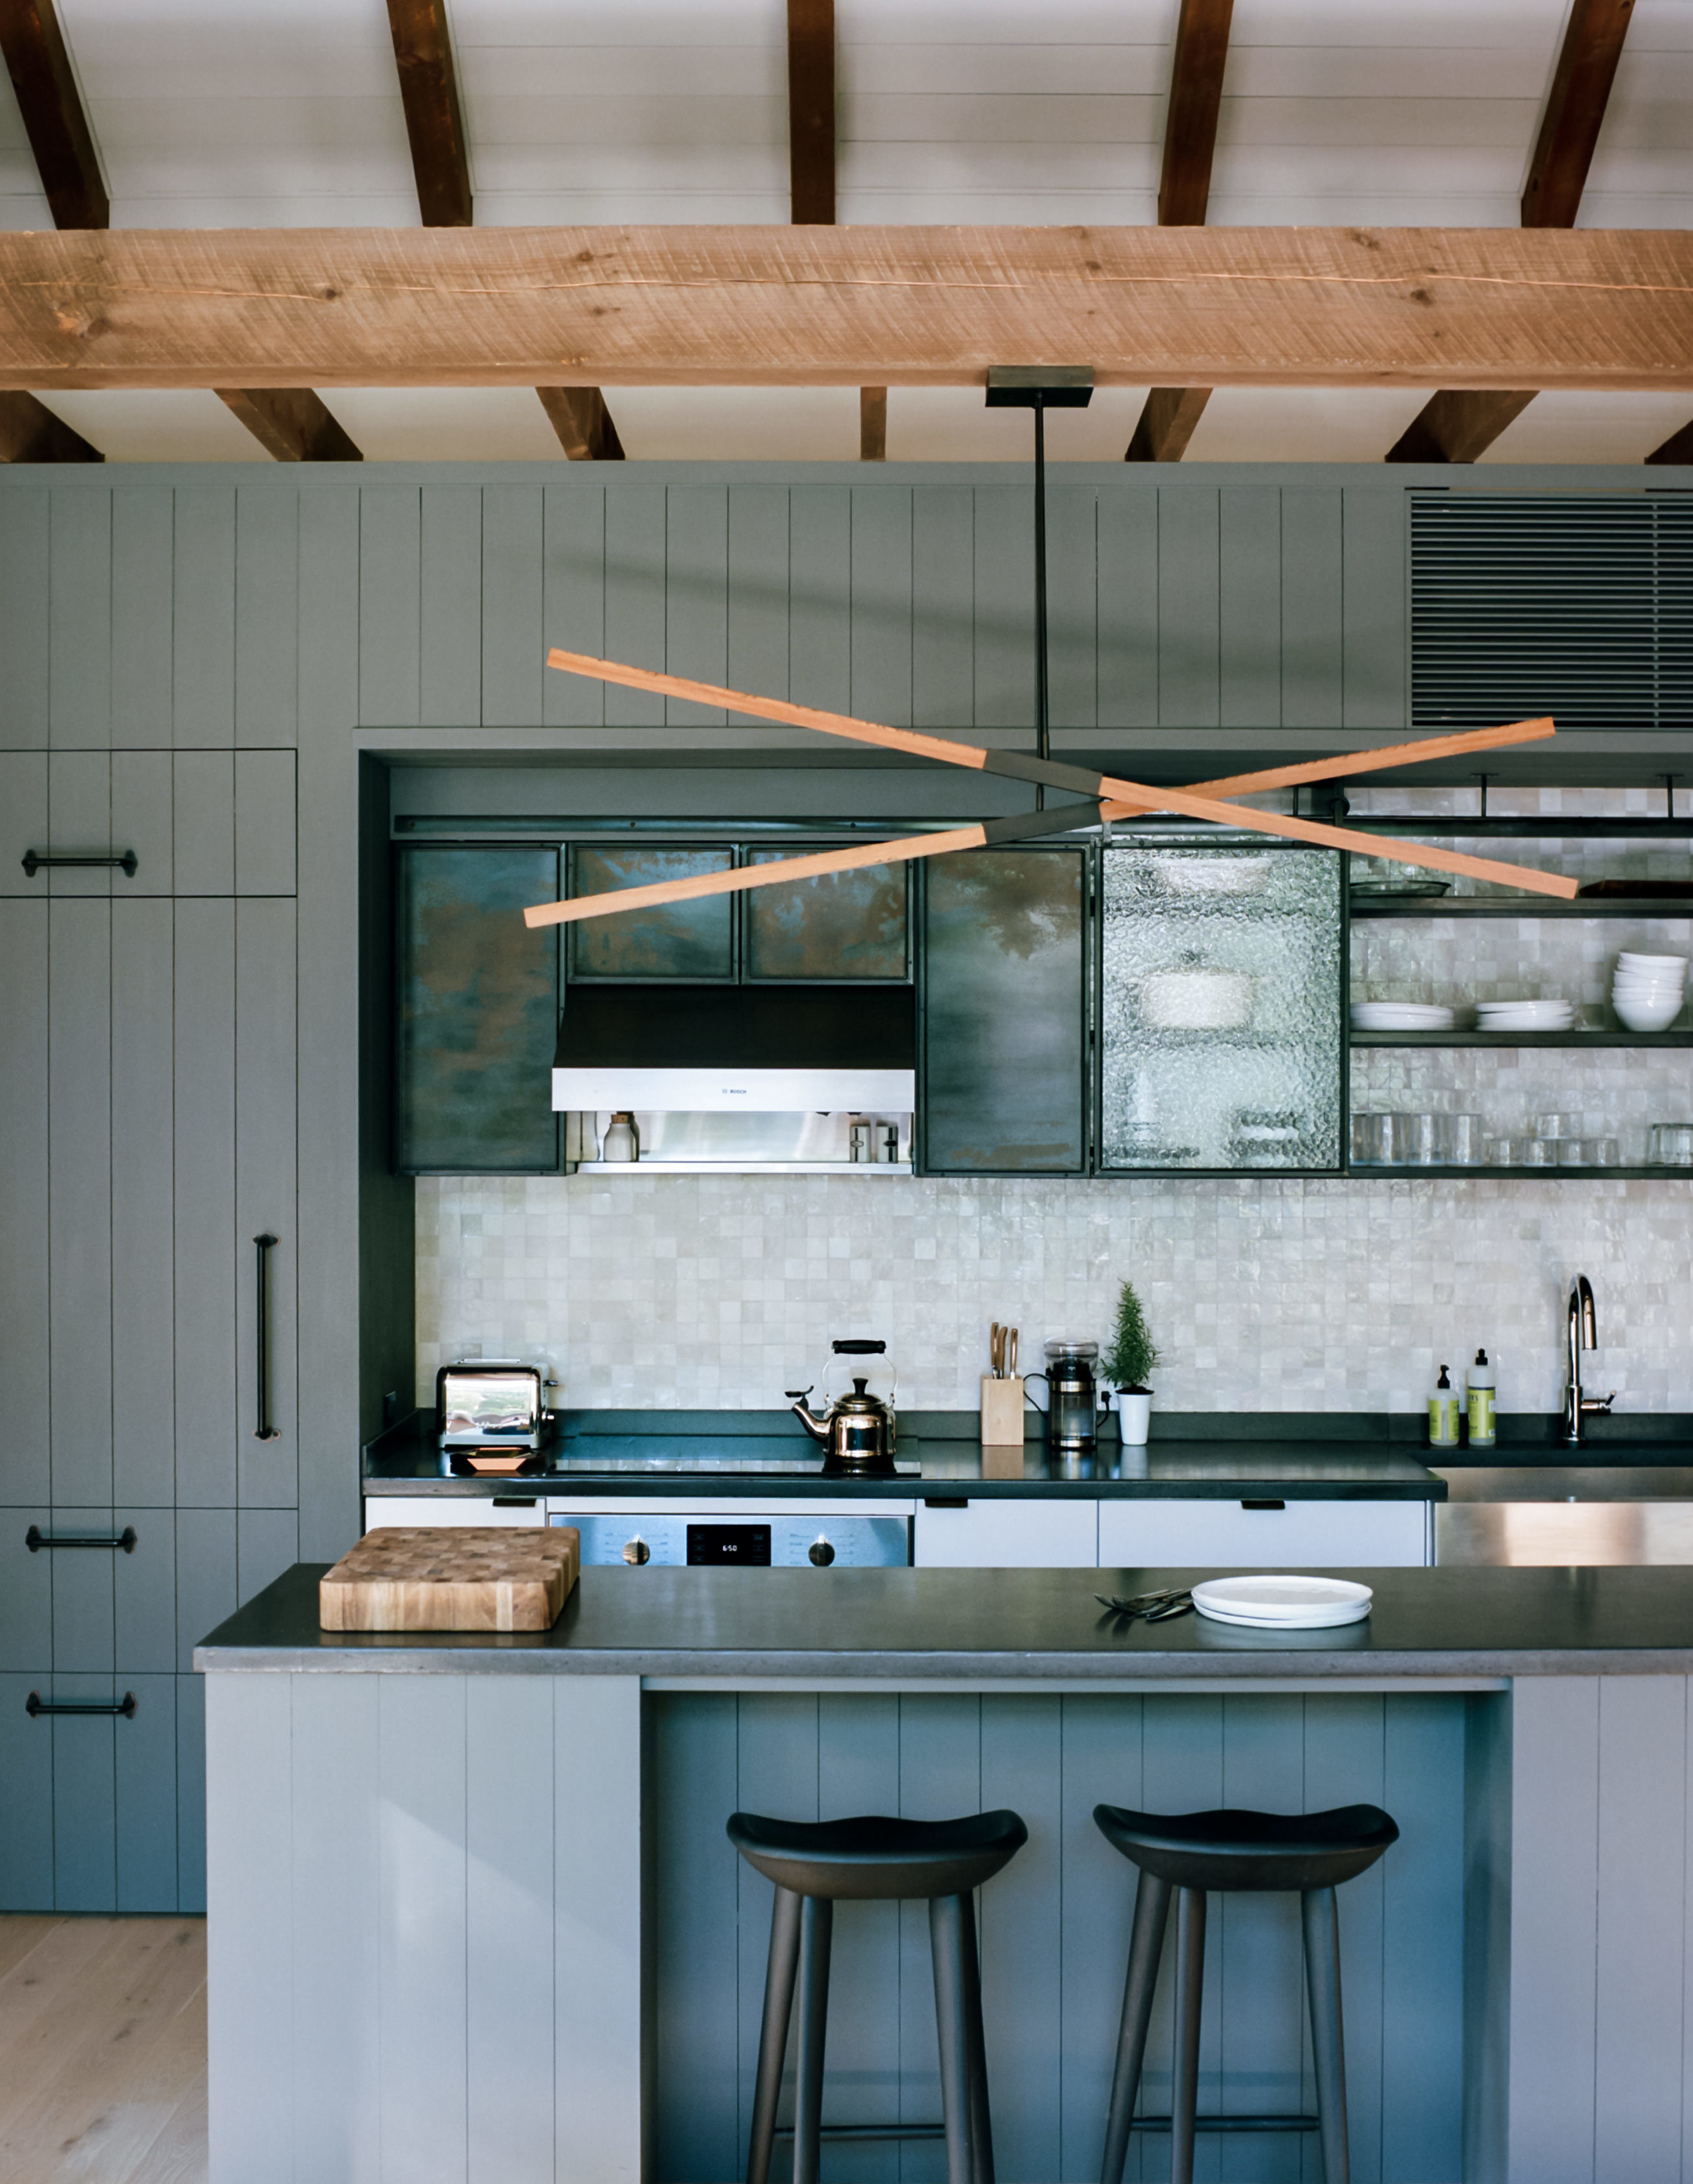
<box><xmin>1613</xmin><ymin>952</ymin><xmax>1688</xmax><ymax>1033</ymax></box>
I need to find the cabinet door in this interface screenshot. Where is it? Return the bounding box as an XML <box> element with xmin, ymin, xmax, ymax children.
<box><xmin>744</xmin><ymin>856</ymin><xmax>908</xmax><ymax>979</ymax></box>
<box><xmin>364</xmin><ymin>1496</ymin><xmax>546</xmax><ymax>1529</ymax></box>
<box><xmin>921</xmin><ymin>847</ymin><xmax>1088</xmax><ymax>1173</ymax></box>
<box><xmin>1098</xmin><ymin>1499</ymin><xmax>1430</xmax><ymax>1569</ymax></box>
<box><xmin>914</xmin><ymin>1499</ymin><xmax>1097</xmax><ymax>1567</ymax></box>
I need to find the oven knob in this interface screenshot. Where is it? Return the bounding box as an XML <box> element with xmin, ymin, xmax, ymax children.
<box><xmin>808</xmin><ymin>1537</ymin><xmax>836</xmax><ymax>1567</ymax></box>
<box><xmin>622</xmin><ymin>1537</ymin><xmax>651</xmax><ymax>1565</ymax></box>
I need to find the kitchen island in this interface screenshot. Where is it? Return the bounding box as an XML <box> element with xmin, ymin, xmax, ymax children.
<box><xmin>199</xmin><ymin>1562</ymin><xmax>1693</xmax><ymax>2184</ymax></box>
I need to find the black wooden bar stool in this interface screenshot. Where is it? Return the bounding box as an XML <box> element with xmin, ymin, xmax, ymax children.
<box><xmin>1093</xmin><ymin>1802</ymin><xmax>1400</xmax><ymax>2184</ymax></box>
<box><xmin>727</xmin><ymin>1807</ymin><xmax>1028</xmax><ymax>2184</ymax></box>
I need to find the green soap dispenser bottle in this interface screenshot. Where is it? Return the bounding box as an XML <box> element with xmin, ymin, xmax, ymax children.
<box><xmin>1467</xmin><ymin>1349</ymin><xmax>1496</xmax><ymax>1448</ymax></box>
<box><xmin>1429</xmin><ymin>1364</ymin><xmax>1461</xmax><ymax>1449</ymax></box>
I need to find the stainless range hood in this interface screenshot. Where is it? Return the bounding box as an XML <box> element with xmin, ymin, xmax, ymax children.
<box><xmin>552</xmin><ymin>987</ymin><xmax>916</xmax><ymax>1168</ymax></box>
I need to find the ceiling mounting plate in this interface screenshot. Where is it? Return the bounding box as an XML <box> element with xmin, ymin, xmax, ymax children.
<box><xmin>984</xmin><ymin>365</ymin><xmax>1095</xmax><ymax>409</ymax></box>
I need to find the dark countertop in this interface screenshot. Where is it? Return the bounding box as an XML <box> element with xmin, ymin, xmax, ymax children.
<box><xmin>199</xmin><ymin>1561</ymin><xmax>1693</xmax><ymax>1680</ymax></box>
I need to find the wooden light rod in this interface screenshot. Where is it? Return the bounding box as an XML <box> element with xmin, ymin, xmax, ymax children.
<box><xmin>521</xmin><ymin>653</ymin><xmax>1574</xmax><ymax>927</ymax></box>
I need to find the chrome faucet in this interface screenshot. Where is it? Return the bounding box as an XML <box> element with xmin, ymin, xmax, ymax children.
<box><xmin>1563</xmin><ymin>1274</ymin><xmax>1616</xmax><ymax>1443</ymax></box>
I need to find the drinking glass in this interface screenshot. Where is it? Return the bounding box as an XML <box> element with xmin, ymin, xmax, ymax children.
<box><xmin>1485</xmin><ymin>1136</ymin><xmax>1524</xmax><ymax>1166</ymax></box>
<box><xmin>1398</xmin><ymin>1112</ymin><xmax>1441</xmax><ymax>1165</ymax></box>
<box><xmin>1649</xmin><ymin>1123</ymin><xmax>1693</xmax><ymax>1166</ymax></box>
<box><xmin>1590</xmin><ymin>1137</ymin><xmax>1620</xmax><ymax>1166</ymax></box>
<box><xmin>1350</xmin><ymin>1113</ymin><xmax>1394</xmax><ymax>1164</ymax></box>
<box><xmin>1557</xmin><ymin>1138</ymin><xmax>1594</xmax><ymax>1166</ymax></box>
<box><xmin>1441</xmin><ymin>1113</ymin><xmax>1485</xmax><ymax>1165</ymax></box>
<box><xmin>1537</xmin><ymin>1112</ymin><xmax>1579</xmax><ymax>1140</ymax></box>
<box><xmin>1522</xmin><ymin>1138</ymin><xmax>1561</xmax><ymax>1167</ymax></box>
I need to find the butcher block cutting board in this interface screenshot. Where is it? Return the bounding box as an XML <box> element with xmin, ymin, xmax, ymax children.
<box><xmin>320</xmin><ymin>1527</ymin><xmax>580</xmax><ymax>1632</ymax></box>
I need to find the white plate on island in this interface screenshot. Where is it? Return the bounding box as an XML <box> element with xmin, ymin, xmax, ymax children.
<box><xmin>1192</xmin><ymin>1576</ymin><xmax>1374</xmax><ymax>1629</ymax></box>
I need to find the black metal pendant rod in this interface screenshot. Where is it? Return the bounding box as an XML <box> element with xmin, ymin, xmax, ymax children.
<box><xmin>1032</xmin><ymin>393</ymin><xmax>1048</xmax><ymax>810</ymax></box>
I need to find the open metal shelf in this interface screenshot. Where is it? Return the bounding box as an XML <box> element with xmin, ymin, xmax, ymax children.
<box><xmin>1349</xmin><ymin>894</ymin><xmax>1693</xmax><ymax>920</ymax></box>
<box><xmin>1350</xmin><ymin>1029</ymin><xmax>1693</xmax><ymax>1048</ymax></box>
<box><xmin>1346</xmin><ymin>1164</ymin><xmax>1679</xmax><ymax>1181</ymax></box>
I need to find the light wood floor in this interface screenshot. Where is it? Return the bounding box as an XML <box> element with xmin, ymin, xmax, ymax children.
<box><xmin>0</xmin><ymin>1916</ymin><xmax>206</xmax><ymax>2183</ymax></box>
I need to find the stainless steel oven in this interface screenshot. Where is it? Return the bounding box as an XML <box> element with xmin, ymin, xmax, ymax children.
<box><xmin>545</xmin><ymin>1499</ymin><xmax>911</xmax><ymax>1569</ymax></box>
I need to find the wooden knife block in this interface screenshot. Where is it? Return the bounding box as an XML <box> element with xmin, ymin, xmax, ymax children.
<box><xmin>979</xmin><ymin>1375</ymin><xmax>1027</xmax><ymax>1475</ymax></box>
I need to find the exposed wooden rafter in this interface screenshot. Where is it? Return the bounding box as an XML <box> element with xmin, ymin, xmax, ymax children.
<box><xmin>1125</xmin><ymin>0</ymin><xmax>1232</xmax><ymax>464</ymax></box>
<box><xmin>787</xmin><ymin>0</ymin><xmax>836</xmax><ymax>226</ymax></box>
<box><xmin>536</xmin><ymin>386</ymin><xmax>625</xmax><ymax>461</ymax></box>
<box><xmin>0</xmin><ymin>387</ymin><xmax>99</xmax><ymax>462</ymax></box>
<box><xmin>385</xmin><ymin>0</ymin><xmax>473</xmax><ymax>228</ymax></box>
<box><xmin>213</xmin><ymin>389</ymin><xmax>361</xmax><ymax>463</ymax></box>
<box><xmin>0</xmin><ymin>0</ymin><xmax>107</xmax><ymax>228</ymax></box>
<box><xmin>1388</xmin><ymin>0</ymin><xmax>1634</xmax><ymax>465</ymax></box>
<box><xmin>5</xmin><ymin>227</ymin><xmax>1691</xmax><ymax>393</ymax></box>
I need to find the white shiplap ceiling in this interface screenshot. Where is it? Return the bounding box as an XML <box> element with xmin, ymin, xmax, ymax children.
<box><xmin>7</xmin><ymin>0</ymin><xmax>1693</xmax><ymax>461</ymax></box>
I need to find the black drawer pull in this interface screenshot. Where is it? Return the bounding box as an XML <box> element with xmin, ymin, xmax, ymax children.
<box><xmin>923</xmin><ymin>1496</ymin><xmax>970</xmax><ymax>1510</ymax></box>
<box><xmin>1241</xmin><ymin>1499</ymin><xmax>1286</xmax><ymax>1512</ymax></box>
<box><xmin>21</xmin><ymin>850</ymin><xmax>138</xmax><ymax>877</ymax></box>
<box><xmin>254</xmin><ymin>1233</ymin><xmax>281</xmax><ymax>1442</ymax></box>
<box><xmin>25</xmin><ymin>1525</ymin><xmax>138</xmax><ymax>1552</ymax></box>
<box><xmin>27</xmin><ymin>1691</ymin><xmax>136</xmax><ymax>1718</ymax></box>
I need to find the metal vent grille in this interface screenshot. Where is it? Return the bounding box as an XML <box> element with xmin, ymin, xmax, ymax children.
<box><xmin>1411</xmin><ymin>493</ymin><xmax>1693</xmax><ymax>730</ymax></box>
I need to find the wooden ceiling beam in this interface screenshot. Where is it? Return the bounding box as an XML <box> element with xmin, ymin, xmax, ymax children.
<box><xmin>1127</xmin><ymin>0</ymin><xmax>1234</xmax><ymax>463</ymax></box>
<box><xmin>214</xmin><ymin>387</ymin><xmax>361</xmax><ymax>461</ymax></box>
<box><xmin>0</xmin><ymin>387</ymin><xmax>99</xmax><ymax>461</ymax></box>
<box><xmin>1388</xmin><ymin>0</ymin><xmax>1634</xmax><ymax>465</ymax></box>
<box><xmin>4</xmin><ymin>227</ymin><xmax>1693</xmax><ymax>393</ymax></box>
<box><xmin>787</xmin><ymin>0</ymin><xmax>835</xmax><ymax>227</ymax></box>
<box><xmin>0</xmin><ymin>0</ymin><xmax>107</xmax><ymax>228</ymax></box>
<box><xmin>536</xmin><ymin>386</ymin><xmax>624</xmax><ymax>461</ymax></box>
<box><xmin>385</xmin><ymin>0</ymin><xmax>473</xmax><ymax>228</ymax></box>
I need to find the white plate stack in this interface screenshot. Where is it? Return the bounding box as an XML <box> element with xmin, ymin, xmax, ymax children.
<box><xmin>1613</xmin><ymin>952</ymin><xmax>1687</xmax><ymax>1033</ymax></box>
<box><xmin>1474</xmin><ymin>998</ymin><xmax>1576</xmax><ymax>1033</ymax></box>
<box><xmin>1349</xmin><ymin>1002</ymin><xmax>1457</xmax><ymax>1032</ymax></box>
<box><xmin>1191</xmin><ymin>1576</ymin><xmax>1374</xmax><ymax>1630</ymax></box>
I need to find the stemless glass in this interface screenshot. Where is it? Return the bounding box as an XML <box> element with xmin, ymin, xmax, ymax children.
<box><xmin>1399</xmin><ymin>1112</ymin><xmax>1441</xmax><ymax>1166</ymax></box>
<box><xmin>1351</xmin><ymin>1113</ymin><xmax>1394</xmax><ymax>1165</ymax></box>
<box><xmin>1485</xmin><ymin>1136</ymin><xmax>1525</xmax><ymax>1166</ymax></box>
<box><xmin>1650</xmin><ymin>1123</ymin><xmax>1693</xmax><ymax>1166</ymax></box>
<box><xmin>1537</xmin><ymin>1112</ymin><xmax>1579</xmax><ymax>1140</ymax></box>
<box><xmin>1441</xmin><ymin>1114</ymin><xmax>1485</xmax><ymax>1165</ymax></box>
<box><xmin>1557</xmin><ymin>1138</ymin><xmax>1594</xmax><ymax>1166</ymax></box>
<box><xmin>1522</xmin><ymin>1138</ymin><xmax>1561</xmax><ymax>1167</ymax></box>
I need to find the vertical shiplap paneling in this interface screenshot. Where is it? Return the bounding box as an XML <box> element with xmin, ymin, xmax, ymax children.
<box><xmin>654</xmin><ymin>1691</ymin><xmax>744</xmax><ymax>2184</ymax></box>
<box><xmin>465</xmin><ymin>1678</ymin><xmax>555</xmax><ymax>2184</ymax></box>
<box><xmin>899</xmin><ymin>1696</ymin><xmax>982</xmax><ymax>2181</ymax></box>
<box><xmin>0</xmin><ymin>1509</ymin><xmax>52</xmax><ymax>1672</ymax></box>
<box><xmin>0</xmin><ymin>750</ymin><xmax>48</xmax><ymax>892</ymax></box>
<box><xmin>1047</xmin><ymin>484</ymin><xmax>1098</xmax><ymax>733</ymax></box>
<box><xmin>174</xmin><ymin>1509</ymin><xmax>237</xmax><ymax>1673</ymax></box>
<box><xmin>111</xmin><ymin>487</ymin><xmax>175</xmax><ymax>748</ymax></box>
<box><xmin>1098</xmin><ymin>489</ymin><xmax>1159</xmax><ymax>731</ymax></box>
<box><xmin>234</xmin><ymin>748</ymin><xmax>297</xmax><ymax>896</ymax></box>
<box><xmin>50</xmin><ymin>1673</ymin><xmax>117</xmax><ymax>1911</ymax></box>
<box><xmin>378</xmin><ymin>1676</ymin><xmax>469</xmax><ymax>2184</ymax></box>
<box><xmin>851</xmin><ymin>484</ymin><xmax>914</xmax><ymax>728</ymax></box>
<box><xmin>731</xmin><ymin>1693</ymin><xmax>818</xmax><ymax>2174</ymax></box>
<box><xmin>553</xmin><ymin>1675</ymin><xmax>644</xmax><ymax>2184</ymax></box>
<box><xmin>1141</xmin><ymin>1697</ymin><xmax>1227</xmax><ymax>2159</ymax></box>
<box><xmin>1381</xmin><ymin>1697</ymin><xmax>1466</xmax><ymax>2184</ymax></box>
<box><xmin>542</xmin><ymin>483</ymin><xmax>604</xmax><ymax>727</ymax></box>
<box><xmin>1300</xmin><ymin>1694</ymin><xmax>1387</xmax><ymax>2184</ymax></box>
<box><xmin>419</xmin><ymin>485</ymin><xmax>483</xmax><ymax>728</ymax></box>
<box><xmin>234</xmin><ymin>487</ymin><xmax>298</xmax><ymax>748</ymax></box>
<box><xmin>48</xmin><ymin>899</ymin><xmax>113</xmax><ymax>1505</ymax></box>
<box><xmin>289</xmin><ymin>1674</ymin><xmax>382</xmax><ymax>2181</ymax></box>
<box><xmin>1219</xmin><ymin>485</ymin><xmax>1282</xmax><ymax>730</ymax></box>
<box><xmin>1217</xmin><ymin>1694</ymin><xmax>1305</xmax><ymax>2184</ymax></box>
<box><xmin>972</xmin><ymin>483</ymin><xmax>1032</xmax><ymax>733</ymax></box>
<box><xmin>235</xmin><ymin>1508</ymin><xmax>298</xmax><ymax>1610</ymax></box>
<box><xmin>1593</xmin><ymin>1678</ymin><xmax>1687</xmax><ymax>2184</ymax></box>
<box><xmin>725</xmin><ymin>485</ymin><xmax>790</xmax><ymax>724</ymax></box>
<box><xmin>172</xmin><ymin>749</ymin><xmax>236</xmax><ymax>894</ymax></box>
<box><xmin>912</xmin><ymin>484</ymin><xmax>975</xmax><ymax>731</ymax></box>
<box><xmin>1059</xmin><ymin>1694</ymin><xmax>1144</xmax><ymax>2183</ymax></box>
<box><xmin>173</xmin><ymin>487</ymin><xmax>236</xmax><ymax>746</ymax></box>
<box><xmin>0</xmin><ymin>1671</ymin><xmax>54</xmax><ymax>1908</ymax></box>
<box><xmin>50</xmin><ymin>1505</ymin><xmax>116</xmax><ymax>1671</ymax></box>
<box><xmin>46</xmin><ymin>748</ymin><xmax>112</xmax><ymax>895</ymax></box>
<box><xmin>1341</xmin><ymin>488</ymin><xmax>1408</xmax><ymax>731</ymax></box>
<box><xmin>0</xmin><ymin>901</ymin><xmax>49</xmax><ymax>1504</ymax></box>
<box><xmin>664</xmin><ymin>485</ymin><xmax>729</xmax><ymax>729</ymax></box>
<box><xmin>111</xmin><ymin>898</ymin><xmax>175</xmax><ymax>1507</ymax></box>
<box><xmin>814</xmin><ymin>1693</ymin><xmax>901</xmax><ymax>2184</ymax></box>
<box><xmin>481</xmin><ymin>484</ymin><xmax>545</xmax><ymax>730</ymax></box>
<box><xmin>114</xmin><ymin>1505</ymin><xmax>177</xmax><ymax>1671</ymax></box>
<box><xmin>49</xmin><ymin>487</ymin><xmax>111</xmax><ymax>748</ymax></box>
<box><xmin>980</xmin><ymin>1696</ymin><xmax>1066</xmax><ymax>2184</ymax></box>
<box><xmin>789</xmin><ymin>485</ymin><xmax>853</xmax><ymax>715</ymax></box>
<box><xmin>1158</xmin><ymin>487</ymin><xmax>1221</xmax><ymax>728</ymax></box>
<box><xmin>116</xmin><ymin>1669</ymin><xmax>178</xmax><ymax>1912</ymax></box>
<box><xmin>358</xmin><ymin>486</ymin><xmax>422</xmax><ymax>728</ymax></box>
<box><xmin>113</xmin><ymin>748</ymin><xmax>176</xmax><ymax>896</ymax></box>
<box><xmin>173</xmin><ymin>899</ymin><xmax>238</xmax><ymax>1508</ymax></box>
<box><xmin>175</xmin><ymin>1669</ymin><xmax>206</xmax><ymax>1911</ymax></box>
<box><xmin>236</xmin><ymin>897</ymin><xmax>298</xmax><ymax>1508</ymax></box>
<box><xmin>205</xmin><ymin>1673</ymin><xmax>295</xmax><ymax>2184</ymax></box>
<box><xmin>603</xmin><ymin>485</ymin><xmax>668</xmax><ymax>729</ymax></box>
<box><xmin>0</xmin><ymin>488</ymin><xmax>50</xmax><ymax>746</ymax></box>
<box><xmin>1463</xmin><ymin>1692</ymin><xmax>1512</xmax><ymax>2184</ymax></box>
<box><xmin>1507</xmin><ymin>1676</ymin><xmax>1601</xmax><ymax>2184</ymax></box>
<box><xmin>1281</xmin><ymin>489</ymin><xmax>1345</xmax><ymax>731</ymax></box>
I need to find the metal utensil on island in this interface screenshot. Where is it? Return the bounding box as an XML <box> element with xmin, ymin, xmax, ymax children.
<box><xmin>1095</xmin><ymin>1586</ymin><xmax>1195</xmax><ymax>1623</ymax></box>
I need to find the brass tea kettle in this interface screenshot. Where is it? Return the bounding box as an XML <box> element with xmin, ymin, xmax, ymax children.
<box><xmin>787</xmin><ymin>1339</ymin><xmax>897</xmax><ymax>1475</ymax></box>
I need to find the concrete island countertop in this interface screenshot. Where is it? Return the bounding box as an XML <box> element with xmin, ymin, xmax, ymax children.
<box><xmin>199</xmin><ymin>1560</ymin><xmax>1693</xmax><ymax>1680</ymax></box>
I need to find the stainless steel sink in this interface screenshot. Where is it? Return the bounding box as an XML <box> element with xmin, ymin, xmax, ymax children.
<box><xmin>1435</xmin><ymin>1467</ymin><xmax>1693</xmax><ymax>1565</ymax></box>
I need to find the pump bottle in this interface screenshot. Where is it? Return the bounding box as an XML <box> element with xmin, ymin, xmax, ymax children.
<box><xmin>1428</xmin><ymin>1364</ymin><xmax>1461</xmax><ymax>1449</ymax></box>
<box><xmin>1467</xmin><ymin>1349</ymin><xmax>1496</xmax><ymax>1448</ymax></box>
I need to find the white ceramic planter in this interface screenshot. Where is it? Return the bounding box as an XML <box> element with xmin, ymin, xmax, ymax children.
<box><xmin>1117</xmin><ymin>1391</ymin><xmax>1152</xmax><ymax>1446</ymax></box>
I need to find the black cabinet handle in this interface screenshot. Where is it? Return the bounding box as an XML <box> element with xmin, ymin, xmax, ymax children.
<box><xmin>27</xmin><ymin>1692</ymin><xmax>136</xmax><ymax>1718</ymax></box>
<box><xmin>25</xmin><ymin>1525</ymin><xmax>138</xmax><ymax>1552</ymax></box>
<box><xmin>1241</xmin><ymin>1499</ymin><xmax>1287</xmax><ymax>1512</ymax></box>
<box><xmin>254</xmin><ymin>1232</ymin><xmax>280</xmax><ymax>1442</ymax></box>
<box><xmin>21</xmin><ymin>850</ymin><xmax>138</xmax><ymax>877</ymax></box>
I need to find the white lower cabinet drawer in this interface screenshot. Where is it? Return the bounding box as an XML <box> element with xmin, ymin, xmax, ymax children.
<box><xmin>1098</xmin><ymin>1498</ymin><xmax>1430</xmax><ymax>1570</ymax></box>
<box><xmin>363</xmin><ymin>1495</ymin><xmax>545</xmax><ymax>1530</ymax></box>
<box><xmin>914</xmin><ymin>1499</ymin><xmax>1098</xmax><ymax>1567</ymax></box>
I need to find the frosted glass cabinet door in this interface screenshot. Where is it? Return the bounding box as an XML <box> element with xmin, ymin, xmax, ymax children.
<box><xmin>1100</xmin><ymin>846</ymin><xmax>1342</xmax><ymax>1172</ymax></box>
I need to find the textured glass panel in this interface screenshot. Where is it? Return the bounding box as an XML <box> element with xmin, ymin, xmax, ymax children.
<box><xmin>396</xmin><ymin>846</ymin><xmax>560</xmax><ymax>1173</ymax></box>
<box><xmin>923</xmin><ymin>848</ymin><xmax>1086</xmax><ymax>1173</ymax></box>
<box><xmin>1101</xmin><ymin>846</ymin><xmax>1341</xmax><ymax>1170</ymax></box>
<box><xmin>568</xmin><ymin>846</ymin><xmax>733</xmax><ymax>979</ymax></box>
<box><xmin>745</xmin><ymin>853</ymin><xmax>908</xmax><ymax>980</ymax></box>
